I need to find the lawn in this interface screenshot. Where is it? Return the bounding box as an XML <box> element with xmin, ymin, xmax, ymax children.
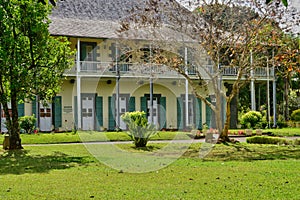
<box><xmin>225</xmin><ymin>128</ymin><xmax>300</xmax><ymax>137</ymax></box>
<box><xmin>264</xmin><ymin>128</ymin><xmax>300</xmax><ymax>136</ymax></box>
<box><xmin>0</xmin><ymin>131</ymin><xmax>190</xmax><ymax>145</ymax></box>
<box><xmin>0</xmin><ymin>143</ymin><xmax>299</xmax><ymax>199</ymax></box>
<box><xmin>0</xmin><ymin>127</ymin><xmax>299</xmax><ymax>145</ymax></box>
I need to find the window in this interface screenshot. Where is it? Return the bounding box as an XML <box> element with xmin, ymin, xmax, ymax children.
<box><xmin>86</xmin><ymin>45</ymin><xmax>94</xmax><ymax>61</ymax></box>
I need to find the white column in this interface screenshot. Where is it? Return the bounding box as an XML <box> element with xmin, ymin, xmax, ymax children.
<box><xmin>267</xmin><ymin>58</ymin><xmax>271</xmax><ymax>128</ymax></box>
<box><xmin>149</xmin><ymin>45</ymin><xmax>154</xmax><ymax>124</ymax></box>
<box><xmin>250</xmin><ymin>50</ymin><xmax>256</xmax><ymax>111</ymax></box>
<box><xmin>185</xmin><ymin>47</ymin><xmax>189</xmax><ymax>128</ymax></box>
<box><xmin>272</xmin><ymin>50</ymin><xmax>277</xmax><ymax>127</ymax></box>
<box><xmin>76</xmin><ymin>38</ymin><xmax>82</xmax><ymax>130</ymax></box>
<box><xmin>116</xmin><ymin>42</ymin><xmax>120</xmax><ymax>129</ymax></box>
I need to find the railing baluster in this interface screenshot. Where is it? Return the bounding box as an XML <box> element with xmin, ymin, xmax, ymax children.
<box><xmin>65</xmin><ymin>61</ymin><xmax>271</xmax><ymax>80</ymax></box>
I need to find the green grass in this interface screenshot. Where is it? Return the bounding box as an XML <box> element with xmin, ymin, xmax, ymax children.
<box><xmin>229</xmin><ymin>127</ymin><xmax>300</xmax><ymax>136</ymax></box>
<box><xmin>0</xmin><ymin>131</ymin><xmax>190</xmax><ymax>145</ymax></box>
<box><xmin>0</xmin><ymin>143</ymin><xmax>299</xmax><ymax>199</ymax></box>
<box><xmin>263</xmin><ymin>128</ymin><xmax>300</xmax><ymax>136</ymax></box>
<box><xmin>0</xmin><ymin>128</ymin><xmax>299</xmax><ymax>145</ymax></box>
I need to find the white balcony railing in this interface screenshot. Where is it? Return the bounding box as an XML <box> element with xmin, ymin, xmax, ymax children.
<box><xmin>64</xmin><ymin>61</ymin><xmax>274</xmax><ymax>79</ymax></box>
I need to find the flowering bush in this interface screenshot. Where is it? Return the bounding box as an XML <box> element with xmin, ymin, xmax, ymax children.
<box><xmin>238</xmin><ymin>130</ymin><xmax>245</xmax><ymax>135</ymax></box>
<box><xmin>192</xmin><ymin>129</ymin><xmax>204</xmax><ymax>139</ymax></box>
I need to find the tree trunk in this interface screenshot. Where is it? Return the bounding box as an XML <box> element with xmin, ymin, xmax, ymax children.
<box><xmin>214</xmin><ymin>91</ymin><xmax>230</xmax><ymax>143</ymax></box>
<box><xmin>219</xmin><ymin>98</ymin><xmax>231</xmax><ymax>143</ymax></box>
<box><xmin>8</xmin><ymin>92</ymin><xmax>23</xmax><ymax>150</ymax></box>
<box><xmin>284</xmin><ymin>76</ymin><xmax>290</xmax><ymax>121</ymax></box>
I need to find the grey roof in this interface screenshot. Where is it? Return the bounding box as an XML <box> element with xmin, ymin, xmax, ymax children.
<box><xmin>49</xmin><ymin>0</ymin><xmax>194</xmax><ymax>41</ymax></box>
<box><xmin>49</xmin><ymin>17</ymin><xmax>120</xmax><ymax>38</ymax></box>
<box><xmin>51</xmin><ymin>0</ymin><xmax>144</xmax><ymax>21</ymax></box>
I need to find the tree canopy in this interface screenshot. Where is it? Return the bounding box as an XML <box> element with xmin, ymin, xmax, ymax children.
<box><xmin>0</xmin><ymin>0</ymin><xmax>73</xmax><ymax>149</ymax></box>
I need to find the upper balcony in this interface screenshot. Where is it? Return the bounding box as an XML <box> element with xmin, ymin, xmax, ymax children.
<box><xmin>64</xmin><ymin>61</ymin><xmax>275</xmax><ymax>81</ymax></box>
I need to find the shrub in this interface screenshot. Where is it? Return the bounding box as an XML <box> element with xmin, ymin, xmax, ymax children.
<box><xmin>291</xmin><ymin>109</ymin><xmax>300</xmax><ymax>122</ymax></box>
<box><xmin>121</xmin><ymin>111</ymin><xmax>157</xmax><ymax>147</ymax></box>
<box><xmin>294</xmin><ymin>139</ymin><xmax>300</xmax><ymax>145</ymax></box>
<box><xmin>246</xmin><ymin>136</ymin><xmax>290</xmax><ymax>145</ymax></box>
<box><xmin>241</xmin><ymin>111</ymin><xmax>263</xmax><ymax>129</ymax></box>
<box><xmin>19</xmin><ymin>115</ymin><xmax>36</xmax><ymax>134</ymax></box>
<box><xmin>276</xmin><ymin>120</ymin><xmax>288</xmax><ymax>128</ymax></box>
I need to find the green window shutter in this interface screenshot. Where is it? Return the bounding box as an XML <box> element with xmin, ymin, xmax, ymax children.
<box><xmin>159</xmin><ymin>97</ymin><xmax>166</xmax><ymax>129</ymax></box>
<box><xmin>140</xmin><ymin>96</ymin><xmax>147</xmax><ymax>113</ymax></box>
<box><xmin>18</xmin><ymin>103</ymin><xmax>25</xmax><ymax>117</ymax></box>
<box><xmin>194</xmin><ymin>97</ymin><xmax>202</xmax><ymax>129</ymax></box>
<box><xmin>53</xmin><ymin>96</ymin><xmax>62</xmax><ymax>129</ymax></box>
<box><xmin>96</xmin><ymin>96</ymin><xmax>103</xmax><ymax>129</ymax></box>
<box><xmin>74</xmin><ymin>96</ymin><xmax>78</xmax><ymax>128</ymax></box>
<box><xmin>177</xmin><ymin>97</ymin><xmax>183</xmax><ymax>130</ymax></box>
<box><xmin>108</xmin><ymin>96</ymin><xmax>116</xmax><ymax>130</ymax></box>
<box><xmin>206</xmin><ymin>97</ymin><xmax>212</xmax><ymax>128</ymax></box>
<box><xmin>80</xmin><ymin>43</ymin><xmax>87</xmax><ymax>61</ymax></box>
<box><xmin>80</xmin><ymin>42</ymin><xmax>96</xmax><ymax>61</ymax></box>
<box><xmin>129</xmin><ymin>97</ymin><xmax>135</xmax><ymax>112</ymax></box>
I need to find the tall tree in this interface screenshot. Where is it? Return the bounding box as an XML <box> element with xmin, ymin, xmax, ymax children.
<box><xmin>120</xmin><ymin>0</ymin><xmax>299</xmax><ymax>142</ymax></box>
<box><xmin>0</xmin><ymin>0</ymin><xmax>73</xmax><ymax>149</ymax></box>
<box><xmin>274</xmin><ymin>34</ymin><xmax>300</xmax><ymax>120</ymax></box>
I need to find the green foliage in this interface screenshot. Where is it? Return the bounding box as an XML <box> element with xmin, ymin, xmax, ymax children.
<box><xmin>121</xmin><ymin>111</ymin><xmax>157</xmax><ymax>147</ymax></box>
<box><xmin>246</xmin><ymin>136</ymin><xmax>290</xmax><ymax>145</ymax></box>
<box><xmin>276</xmin><ymin>120</ymin><xmax>288</xmax><ymax>128</ymax></box>
<box><xmin>241</xmin><ymin>111</ymin><xmax>263</xmax><ymax>128</ymax></box>
<box><xmin>289</xmin><ymin>90</ymin><xmax>300</xmax><ymax>112</ymax></box>
<box><xmin>0</xmin><ymin>0</ymin><xmax>73</xmax><ymax>147</ymax></box>
<box><xmin>19</xmin><ymin>115</ymin><xmax>36</xmax><ymax>134</ymax></box>
<box><xmin>294</xmin><ymin>139</ymin><xmax>300</xmax><ymax>145</ymax></box>
<box><xmin>291</xmin><ymin>109</ymin><xmax>300</xmax><ymax>121</ymax></box>
<box><xmin>266</xmin><ymin>0</ymin><xmax>288</xmax><ymax>7</ymax></box>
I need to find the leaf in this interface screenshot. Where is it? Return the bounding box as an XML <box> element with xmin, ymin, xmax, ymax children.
<box><xmin>282</xmin><ymin>0</ymin><xmax>288</xmax><ymax>7</ymax></box>
<box><xmin>266</xmin><ymin>0</ymin><xmax>288</xmax><ymax>6</ymax></box>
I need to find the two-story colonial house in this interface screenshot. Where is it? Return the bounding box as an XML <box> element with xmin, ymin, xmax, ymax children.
<box><xmin>1</xmin><ymin>0</ymin><xmax>275</xmax><ymax>133</ymax></box>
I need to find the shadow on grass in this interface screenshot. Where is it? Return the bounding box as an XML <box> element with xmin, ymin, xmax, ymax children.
<box><xmin>183</xmin><ymin>143</ymin><xmax>300</xmax><ymax>161</ymax></box>
<box><xmin>0</xmin><ymin>150</ymin><xmax>94</xmax><ymax>175</ymax></box>
<box><xmin>131</xmin><ymin>145</ymin><xmax>162</xmax><ymax>152</ymax></box>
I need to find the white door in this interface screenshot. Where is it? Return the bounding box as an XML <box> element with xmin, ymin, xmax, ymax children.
<box><xmin>40</xmin><ymin>103</ymin><xmax>52</xmax><ymax>132</ymax></box>
<box><xmin>1</xmin><ymin>116</ymin><xmax>7</xmax><ymax>133</ymax></box>
<box><xmin>1</xmin><ymin>102</ymin><xmax>11</xmax><ymax>133</ymax></box>
<box><xmin>82</xmin><ymin>96</ymin><xmax>94</xmax><ymax>130</ymax></box>
<box><xmin>187</xmin><ymin>98</ymin><xmax>194</xmax><ymax>127</ymax></box>
<box><xmin>183</xmin><ymin>96</ymin><xmax>195</xmax><ymax>127</ymax></box>
<box><xmin>119</xmin><ymin>97</ymin><xmax>127</xmax><ymax>130</ymax></box>
<box><xmin>148</xmin><ymin>98</ymin><xmax>158</xmax><ymax>125</ymax></box>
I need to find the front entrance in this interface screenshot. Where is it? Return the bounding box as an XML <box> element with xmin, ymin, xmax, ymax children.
<box><xmin>118</xmin><ymin>96</ymin><xmax>127</xmax><ymax>130</ymax></box>
<box><xmin>0</xmin><ymin>102</ymin><xmax>11</xmax><ymax>133</ymax></box>
<box><xmin>82</xmin><ymin>95</ymin><xmax>95</xmax><ymax>130</ymax></box>
<box><xmin>183</xmin><ymin>95</ymin><xmax>195</xmax><ymax>128</ymax></box>
<box><xmin>39</xmin><ymin>102</ymin><xmax>52</xmax><ymax>132</ymax></box>
<box><xmin>147</xmin><ymin>98</ymin><xmax>158</xmax><ymax>125</ymax></box>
